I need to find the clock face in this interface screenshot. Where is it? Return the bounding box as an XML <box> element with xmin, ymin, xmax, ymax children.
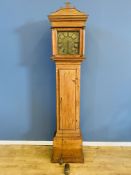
<box><xmin>57</xmin><ymin>31</ymin><xmax>80</xmax><ymax>55</ymax></box>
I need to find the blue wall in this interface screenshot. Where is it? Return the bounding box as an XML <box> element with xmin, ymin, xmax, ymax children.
<box><xmin>0</xmin><ymin>0</ymin><xmax>131</xmax><ymax>141</ymax></box>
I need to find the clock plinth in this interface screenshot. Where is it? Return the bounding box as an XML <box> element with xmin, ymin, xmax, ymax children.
<box><xmin>52</xmin><ymin>135</ymin><xmax>84</xmax><ymax>163</ymax></box>
<box><xmin>48</xmin><ymin>3</ymin><xmax>88</xmax><ymax>163</ymax></box>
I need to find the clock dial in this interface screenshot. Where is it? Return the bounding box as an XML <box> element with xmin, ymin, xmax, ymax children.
<box><xmin>57</xmin><ymin>31</ymin><xmax>80</xmax><ymax>55</ymax></box>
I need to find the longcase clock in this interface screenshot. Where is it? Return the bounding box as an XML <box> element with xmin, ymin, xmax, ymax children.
<box><xmin>48</xmin><ymin>2</ymin><xmax>88</xmax><ymax>163</ymax></box>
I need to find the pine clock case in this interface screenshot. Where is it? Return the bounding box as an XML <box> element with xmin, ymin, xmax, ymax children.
<box><xmin>48</xmin><ymin>3</ymin><xmax>88</xmax><ymax>163</ymax></box>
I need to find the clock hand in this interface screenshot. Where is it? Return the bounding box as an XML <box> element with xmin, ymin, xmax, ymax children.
<box><xmin>67</xmin><ymin>40</ymin><xmax>69</xmax><ymax>54</ymax></box>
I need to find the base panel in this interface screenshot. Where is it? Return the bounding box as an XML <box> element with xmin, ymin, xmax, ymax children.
<box><xmin>52</xmin><ymin>148</ymin><xmax>84</xmax><ymax>163</ymax></box>
<box><xmin>51</xmin><ymin>136</ymin><xmax>84</xmax><ymax>163</ymax></box>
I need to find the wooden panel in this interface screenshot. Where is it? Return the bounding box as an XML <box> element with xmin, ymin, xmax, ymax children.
<box><xmin>50</xmin><ymin>21</ymin><xmax>87</xmax><ymax>28</ymax></box>
<box><xmin>52</xmin><ymin>29</ymin><xmax>57</xmax><ymax>55</ymax></box>
<box><xmin>59</xmin><ymin>69</ymin><xmax>76</xmax><ymax>130</ymax></box>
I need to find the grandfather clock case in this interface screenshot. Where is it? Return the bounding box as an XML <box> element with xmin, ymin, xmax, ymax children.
<box><xmin>48</xmin><ymin>2</ymin><xmax>88</xmax><ymax>163</ymax></box>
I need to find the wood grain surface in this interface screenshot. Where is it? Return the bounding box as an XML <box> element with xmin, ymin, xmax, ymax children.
<box><xmin>0</xmin><ymin>145</ymin><xmax>131</xmax><ymax>175</ymax></box>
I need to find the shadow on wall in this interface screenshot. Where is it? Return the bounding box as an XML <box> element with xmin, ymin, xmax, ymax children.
<box><xmin>17</xmin><ymin>20</ymin><xmax>56</xmax><ymax>140</ymax></box>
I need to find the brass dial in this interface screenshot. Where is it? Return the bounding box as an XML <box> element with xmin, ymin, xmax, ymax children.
<box><xmin>57</xmin><ymin>31</ymin><xmax>80</xmax><ymax>55</ymax></box>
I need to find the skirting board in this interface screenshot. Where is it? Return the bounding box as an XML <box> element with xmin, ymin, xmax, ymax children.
<box><xmin>0</xmin><ymin>141</ymin><xmax>131</xmax><ymax>147</ymax></box>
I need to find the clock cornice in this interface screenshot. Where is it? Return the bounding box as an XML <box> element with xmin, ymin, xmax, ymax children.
<box><xmin>48</xmin><ymin>3</ymin><xmax>88</xmax><ymax>25</ymax></box>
